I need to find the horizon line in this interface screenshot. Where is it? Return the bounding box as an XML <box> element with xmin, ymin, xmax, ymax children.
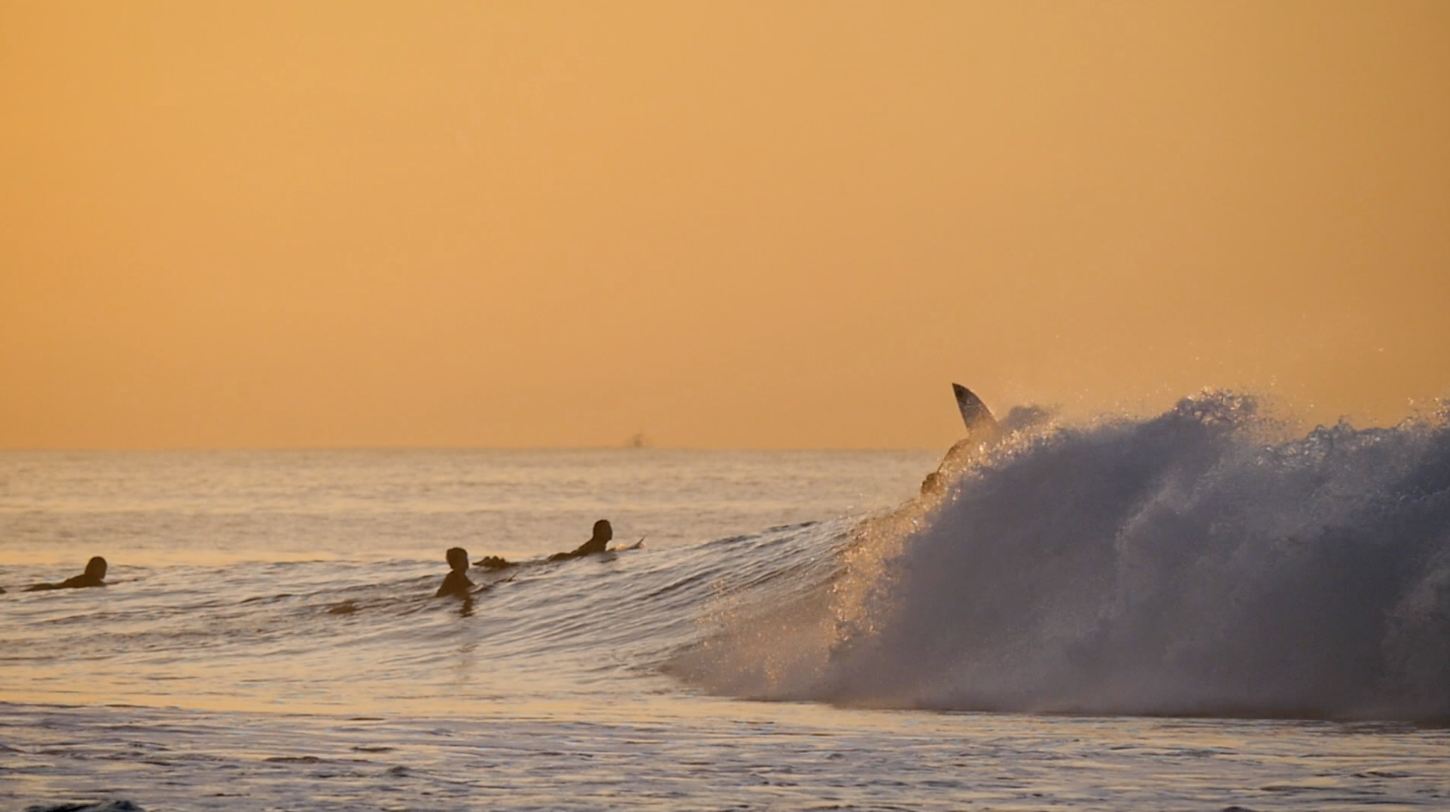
<box><xmin>0</xmin><ymin>444</ymin><xmax>948</xmax><ymax>454</ymax></box>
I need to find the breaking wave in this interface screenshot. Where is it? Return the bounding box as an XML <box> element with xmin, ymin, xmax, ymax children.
<box><xmin>669</xmin><ymin>391</ymin><xmax>1450</xmax><ymax>722</ymax></box>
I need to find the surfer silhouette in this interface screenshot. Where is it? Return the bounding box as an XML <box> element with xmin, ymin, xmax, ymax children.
<box><xmin>25</xmin><ymin>556</ymin><xmax>108</xmax><ymax>591</ymax></box>
<box><xmin>476</xmin><ymin>554</ymin><xmax>515</xmax><ymax>570</ymax></box>
<box><xmin>435</xmin><ymin>547</ymin><xmax>474</xmax><ymax>598</ymax></box>
<box><xmin>921</xmin><ymin>384</ymin><xmax>1001</xmax><ymax>493</ymax></box>
<box><xmin>474</xmin><ymin>519</ymin><xmax>628</xmax><ymax>570</ymax></box>
<box><xmin>547</xmin><ymin>519</ymin><xmax>614</xmax><ymax>561</ymax></box>
<box><xmin>920</xmin><ymin>471</ymin><xmax>945</xmax><ymax>495</ymax></box>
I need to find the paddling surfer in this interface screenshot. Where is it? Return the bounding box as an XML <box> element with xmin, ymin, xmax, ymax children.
<box><xmin>25</xmin><ymin>556</ymin><xmax>108</xmax><ymax>591</ymax></box>
<box><xmin>475</xmin><ymin>519</ymin><xmax>628</xmax><ymax>570</ymax></box>
<box><xmin>548</xmin><ymin>519</ymin><xmax>614</xmax><ymax>561</ymax></box>
<box><xmin>476</xmin><ymin>554</ymin><xmax>516</xmax><ymax>570</ymax></box>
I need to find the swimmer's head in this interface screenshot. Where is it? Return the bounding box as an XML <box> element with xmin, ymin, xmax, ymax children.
<box><xmin>85</xmin><ymin>556</ymin><xmax>107</xmax><ymax>579</ymax></box>
<box><xmin>592</xmin><ymin>519</ymin><xmax>612</xmax><ymax>542</ymax></box>
<box><xmin>445</xmin><ymin>547</ymin><xmax>469</xmax><ymax>572</ymax></box>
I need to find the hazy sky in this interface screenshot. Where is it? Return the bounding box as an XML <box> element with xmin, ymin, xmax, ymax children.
<box><xmin>3</xmin><ymin>1</ymin><xmax>1448</xmax><ymax>449</ymax></box>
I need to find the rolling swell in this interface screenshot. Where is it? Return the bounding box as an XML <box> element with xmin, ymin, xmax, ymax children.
<box><xmin>669</xmin><ymin>391</ymin><xmax>1450</xmax><ymax>722</ymax></box>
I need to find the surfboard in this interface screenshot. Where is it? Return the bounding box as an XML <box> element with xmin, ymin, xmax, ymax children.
<box><xmin>920</xmin><ymin>385</ymin><xmax>1001</xmax><ymax>492</ymax></box>
<box><xmin>952</xmin><ymin>383</ymin><xmax>997</xmax><ymax>434</ymax></box>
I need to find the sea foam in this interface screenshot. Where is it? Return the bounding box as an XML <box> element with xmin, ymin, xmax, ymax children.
<box><xmin>673</xmin><ymin>391</ymin><xmax>1450</xmax><ymax>721</ymax></box>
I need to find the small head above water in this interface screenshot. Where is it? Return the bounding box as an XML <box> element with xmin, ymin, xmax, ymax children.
<box><xmin>592</xmin><ymin>519</ymin><xmax>613</xmax><ymax>543</ymax></box>
<box><xmin>85</xmin><ymin>556</ymin><xmax>107</xmax><ymax>580</ymax></box>
<box><xmin>445</xmin><ymin>547</ymin><xmax>469</xmax><ymax>572</ymax></box>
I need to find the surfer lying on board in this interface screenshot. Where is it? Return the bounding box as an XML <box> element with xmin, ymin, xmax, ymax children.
<box><xmin>435</xmin><ymin>547</ymin><xmax>474</xmax><ymax>598</ymax></box>
<box><xmin>547</xmin><ymin>519</ymin><xmax>614</xmax><ymax>561</ymax></box>
<box><xmin>25</xmin><ymin>556</ymin><xmax>108</xmax><ymax>591</ymax></box>
<box><xmin>476</xmin><ymin>519</ymin><xmax>642</xmax><ymax>570</ymax></box>
<box><xmin>476</xmin><ymin>555</ymin><xmax>515</xmax><ymax>570</ymax></box>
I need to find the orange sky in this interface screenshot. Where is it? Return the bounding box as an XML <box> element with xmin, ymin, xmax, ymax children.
<box><xmin>3</xmin><ymin>1</ymin><xmax>1448</xmax><ymax>449</ymax></box>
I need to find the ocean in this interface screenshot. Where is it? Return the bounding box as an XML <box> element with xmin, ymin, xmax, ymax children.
<box><xmin>3</xmin><ymin>392</ymin><xmax>1448</xmax><ymax>811</ymax></box>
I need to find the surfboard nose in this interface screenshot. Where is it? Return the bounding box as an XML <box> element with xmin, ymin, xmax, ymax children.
<box><xmin>952</xmin><ymin>383</ymin><xmax>997</xmax><ymax>433</ymax></box>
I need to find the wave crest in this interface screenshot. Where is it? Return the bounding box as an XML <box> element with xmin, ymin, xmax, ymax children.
<box><xmin>670</xmin><ymin>391</ymin><xmax>1450</xmax><ymax>721</ymax></box>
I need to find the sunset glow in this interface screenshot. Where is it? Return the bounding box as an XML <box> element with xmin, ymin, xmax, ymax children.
<box><xmin>4</xmin><ymin>1</ymin><xmax>1448</xmax><ymax>448</ymax></box>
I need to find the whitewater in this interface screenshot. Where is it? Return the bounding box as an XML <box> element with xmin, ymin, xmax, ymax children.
<box><xmin>3</xmin><ymin>392</ymin><xmax>1448</xmax><ymax>811</ymax></box>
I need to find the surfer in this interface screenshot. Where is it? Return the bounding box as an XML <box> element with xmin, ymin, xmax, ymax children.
<box><xmin>25</xmin><ymin>556</ymin><xmax>108</xmax><ymax>591</ymax></box>
<box><xmin>921</xmin><ymin>384</ymin><xmax>1001</xmax><ymax>494</ymax></box>
<box><xmin>476</xmin><ymin>555</ymin><xmax>516</xmax><ymax>570</ymax></box>
<box><xmin>547</xmin><ymin>519</ymin><xmax>614</xmax><ymax>561</ymax></box>
<box><xmin>920</xmin><ymin>471</ymin><xmax>945</xmax><ymax>495</ymax></box>
<box><xmin>474</xmin><ymin>520</ymin><xmax>632</xmax><ymax>570</ymax></box>
<box><xmin>435</xmin><ymin>547</ymin><xmax>474</xmax><ymax>598</ymax></box>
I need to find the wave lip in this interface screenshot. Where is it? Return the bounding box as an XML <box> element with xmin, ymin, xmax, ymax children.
<box><xmin>671</xmin><ymin>392</ymin><xmax>1450</xmax><ymax>723</ymax></box>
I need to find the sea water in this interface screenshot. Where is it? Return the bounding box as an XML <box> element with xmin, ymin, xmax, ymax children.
<box><xmin>3</xmin><ymin>393</ymin><xmax>1448</xmax><ymax>811</ymax></box>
